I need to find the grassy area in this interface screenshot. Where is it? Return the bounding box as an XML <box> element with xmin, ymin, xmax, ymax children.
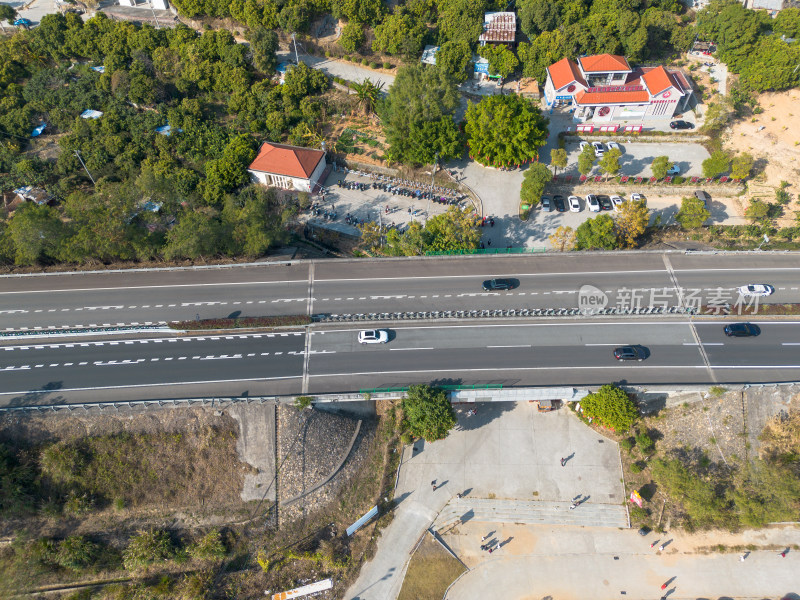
<box><xmin>171</xmin><ymin>315</ymin><xmax>311</xmax><ymax>330</ymax></box>
<box><xmin>397</xmin><ymin>534</ymin><xmax>466</xmax><ymax>600</ymax></box>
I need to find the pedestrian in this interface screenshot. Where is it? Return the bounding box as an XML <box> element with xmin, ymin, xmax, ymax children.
<box><xmin>457</xmin><ymin>493</ymin><xmax>462</xmax><ymax>499</ymax></box>
<box><xmin>432</xmin><ymin>484</ymin><xmax>437</xmax><ymax>491</ymax></box>
<box><xmin>488</xmin><ymin>546</ymin><xmax>494</xmax><ymax>554</ymax></box>
<box><xmin>740</xmin><ymin>554</ymin><xmax>746</xmax><ymax>562</ymax></box>
<box><xmin>650</xmin><ymin>541</ymin><xmax>658</xmax><ymax>549</ymax></box>
<box><xmin>569</xmin><ymin>503</ymin><xmax>576</xmax><ymax>510</ymax></box>
<box><xmin>659</xmin><ymin>544</ymin><xmax>665</xmax><ymax>552</ymax></box>
<box><xmin>481</xmin><ymin>535</ymin><xmax>486</xmax><ymax>542</ymax></box>
<box><xmin>780</xmin><ymin>551</ymin><xmax>786</xmax><ymax>558</ymax></box>
<box><xmin>560</xmin><ymin>457</ymin><xmax>566</xmax><ymax>467</ymax></box>
<box><xmin>661</xmin><ymin>583</ymin><xmax>667</xmax><ymax>590</ymax></box>
<box><xmin>487</xmin><ymin>239</ymin><xmax>492</xmax><ymax>246</ymax></box>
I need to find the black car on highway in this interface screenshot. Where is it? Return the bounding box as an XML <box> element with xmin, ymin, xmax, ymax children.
<box><xmin>482</xmin><ymin>278</ymin><xmax>518</xmax><ymax>291</ymax></box>
<box><xmin>670</xmin><ymin>120</ymin><xmax>694</xmax><ymax>130</ymax></box>
<box><xmin>614</xmin><ymin>346</ymin><xmax>647</xmax><ymax>361</ymax></box>
<box><xmin>724</xmin><ymin>323</ymin><xmax>760</xmax><ymax>337</ymax></box>
<box><xmin>553</xmin><ymin>195</ymin><xmax>567</xmax><ymax>212</ymax></box>
<box><xmin>598</xmin><ymin>195</ymin><xmax>613</xmax><ymax>211</ymax></box>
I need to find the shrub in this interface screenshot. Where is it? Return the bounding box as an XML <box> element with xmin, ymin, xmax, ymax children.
<box><xmin>580</xmin><ymin>384</ymin><xmax>638</xmax><ymax>432</ymax></box>
<box><xmin>400</xmin><ymin>432</ymin><xmax>413</xmax><ymax>444</ymax></box>
<box><xmin>630</xmin><ymin>462</ymin><xmax>644</xmax><ymax>473</ymax></box>
<box><xmin>123</xmin><ymin>529</ymin><xmax>175</xmax><ymax>571</ymax></box>
<box><xmin>361</xmin><ymin>58</ymin><xmax>368</xmax><ymax>65</ymax></box>
<box><xmin>402</xmin><ymin>385</ymin><xmax>456</xmax><ymax>442</ymax></box>
<box><xmin>56</xmin><ymin>536</ymin><xmax>98</xmax><ymax>572</ymax></box>
<box><xmin>708</xmin><ymin>386</ymin><xmax>727</xmax><ymax>397</ymax></box>
<box><xmin>673</xmin><ymin>176</ymin><xmax>685</xmax><ymax>185</ymax></box>
<box><xmin>370</xmin><ymin>61</ymin><xmax>378</xmax><ymax>68</ymax></box>
<box><xmin>294</xmin><ymin>396</ymin><xmax>313</xmax><ymax>410</ymax></box>
<box><xmin>189</xmin><ymin>529</ymin><xmax>227</xmax><ymax>561</ymax></box>
<box><xmin>629</xmin><ymin>505</ymin><xmax>648</xmax><ymax>520</ymax></box>
<box><xmin>383</xmin><ymin>61</ymin><xmax>391</xmax><ymax>69</ymax></box>
<box><xmin>619</xmin><ymin>438</ymin><xmax>634</xmax><ymax>452</ymax></box>
<box><xmin>325</xmin><ymin>51</ymin><xmax>331</xmax><ymax>57</ymax></box>
<box><xmin>344</xmin><ymin>55</ymin><xmax>351</xmax><ymax>61</ymax></box>
<box><xmin>635</xmin><ymin>431</ymin><xmax>655</xmax><ymax>453</ymax></box>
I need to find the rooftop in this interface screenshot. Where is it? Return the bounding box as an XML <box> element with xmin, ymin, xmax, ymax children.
<box><xmin>547</xmin><ymin>57</ymin><xmax>587</xmax><ymax>91</ymax></box>
<box><xmin>479</xmin><ymin>11</ymin><xmax>516</xmax><ymax>44</ymax></box>
<box><xmin>578</xmin><ymin>54</ymin><xmax>631</xmax><ymax>73</ymax></box>
<box><xmin>248</xmin><ymin>142</ymin><xmax>325</xmax><ymax>179</ymax></box>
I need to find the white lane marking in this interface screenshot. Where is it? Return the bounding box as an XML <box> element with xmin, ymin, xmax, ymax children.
<box><xmin>0</xmin><ymin>280</ymin><xmax>309</xmax><ymax>295</ymax></box>
<box><xmin>310</xmin><ymin>365</ymin><xmax>710</xmax><ymax>378</ymax></box>
<box><xmin>585</xmin><ymin>343</ymin><xmax>624</xmax><ymax>346</ymax></box>
<box><xmin>782</xmin><ymin>343</ymin><xmax>800</xmax><ymax>345</ymax></box>
<box><xmin>683</xmin><ymin>342</ymin><xmax>724</xmax><ymax>346</ymax></box>
<box><xmin>389</xmin><ymin>347</ymin><xmax>434</xmax><ymax>351</ymax></box>
<box><xmin>487</xmin><ymin>344</ymin><xmax>532</xmax><ymax>348</ymax></box>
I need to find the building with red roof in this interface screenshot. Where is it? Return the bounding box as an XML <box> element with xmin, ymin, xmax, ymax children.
<box><xmin>544</xmin><ymin>54</ymin><xmax>693</xmax><ymax>123</ymax></box>
<box><xmin>248</xmin><ymin>142</ymin><xmax>327</xmax><ymax>193</ymax></box>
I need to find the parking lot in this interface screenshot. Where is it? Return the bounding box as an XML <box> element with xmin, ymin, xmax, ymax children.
<box><xmin>563</xmin><ymin>140</ymin><xmax>711</xmax><ymax>179</ymax></box>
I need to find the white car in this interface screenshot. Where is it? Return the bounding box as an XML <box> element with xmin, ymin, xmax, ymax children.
<box><xmin>611</xmin><ymin>195</ymin><xmax>623</xmax><ymax>210</ymax></box>
<box><xmin>631</xmin><ymin>193</ymin><xmax>644</xmax><ymax>201</ymax></box>
<box><xmin>737</xmin><ymin>284</ymin><xmax>774</xmax><ymax>297</ymax></box>
<box><xmin>606</xmin><ymin>142</ymin><xmax>621</xmax><ymax>152</ymax></box>
<box><xmin>592</xmin><ymin>142</ymin><xmax>605</xmax><ymax>158</ymax></box>
<box><xmin>586</xmin><ymin>194</ymin><xmax>600</xmax><ymax>212</ymax></box>
<box><xmin>579</xmin><ymin>141</ymin><xmax>590</xmax><ymax>152</ymax></box>
<box><xmin>358</xmin><ymin>329</ymin><xmax>389</xmax><ymax>344</ymax></box>
<box><xmin>568</xmin><ymin>195</ymin><xmax>581</xmax><ymax>212</ymax></box>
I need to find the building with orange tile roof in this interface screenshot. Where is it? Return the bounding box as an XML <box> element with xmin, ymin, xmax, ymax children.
<box><xmin>544</xmin><ymin>54</ymin><xmax>693</xmax><ymax>123</ymax></box>
<box><xmin>248</xmin><ymin>142</ymin><xmax>327</xmax><ymax>193</ymax></box>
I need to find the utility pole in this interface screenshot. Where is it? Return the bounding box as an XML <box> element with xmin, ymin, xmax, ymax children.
<box><xmin>74</xmin><ymin>150</ymin><xmax>96</xmax><ymax>186</ymax></box>
<box><xmin>426</xmin><ymin>152</ymin><xmax>438</xmax><ymax>223</ymax></box>
<box><xmin>149</xmin><ymin>0</ymin><xmax>161</xmax><ymax>29</ymax></box>
<box><xmin>291</xmin><ymin>32</ymin><xmax>300</xmax><ymax>65</ymax></box>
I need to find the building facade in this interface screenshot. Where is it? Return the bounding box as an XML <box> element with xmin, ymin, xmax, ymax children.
<box><xmin>544</xmin><ymin>54</ymin><xmax>693</xmax><ymax>122</ymax></box>
<box><xmin>248</xmin><ymin>142</ymin><xmax>327</xmax><ymax>193</ymax></box>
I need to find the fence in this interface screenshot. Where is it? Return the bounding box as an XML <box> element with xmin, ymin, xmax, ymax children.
<box><xmin>425</xmin><ymin>247</ymin><xmax>546</xmax><ymax>256</ymax></box>
<box><xmin>358</xmin><ymin>384</ymin><xmax>504</xmax><ymax>394</ymax></box>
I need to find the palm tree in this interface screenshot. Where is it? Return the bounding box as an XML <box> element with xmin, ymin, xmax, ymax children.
<box><xmin>351</xmin><ymin>78</ymin><xmax>384</xmax><ymax>115</ymax></box>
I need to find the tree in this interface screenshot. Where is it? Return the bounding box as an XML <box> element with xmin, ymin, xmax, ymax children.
<box><xmin>580</xmin><ymin>384</ymin><xmax>638</xmax><ymax>432</ymax></box>
<box><xmin>351</xmin><ymin>78</ymin><xmax>384</xmax><ymax>115</ymax></box>
<box><xmin>577</xmin><ymin>144</ymin><xmax>595</xmax><ymax>176</ymax></box>
<box><xmin>518</xmin><ymin>0</ymin><xmax>560</xmax><ymax>37</ymax></box>
<box><xmin>477</xmin><ymin>44</ymin><xmax>519</xmax><ymax>80</ymax></box>
<box><xmin>419</xmin><ymin>205</ymin><xmax>481</xmax><ymax>252</ymax></box>
<box><xmin>0</xmin><ymin>4</ymin><xmax>17</xmax><ymax>34</ymax></box>
<box><xmin>435</xmin><ymin>40</ymin><xmax>471</xmax><ymax>82</ymax></box>
<box><xmin>381</xmin><ymin>64</ymin><xmax>462</xmax><ymax>164</ymax></box>
<box><xmin>744</xmin><ymin>199</ymin><xmax>771</xmax><ymax>223</ymax></box>
<box><xmin>549</xmin><ymin>225</ymin><xmax>576</xmax><ymax>251</ymax></box>
<box><xmin>5</xmin><ymin>202</ymin><xmax>66</xmax><ymax>266</ymax></box>
<box><xmin>332</xmin><ymin>0</ymin><xmax>385</xmax><ymax>25</ymax></box>
<box><xmin>615</xmin><ymin>197</ymin><xmax>649</xmax><ymax>248</ymax></box>
<box><xmin>402</xmin><ymin>384</ymin><xmax>456</xmax><ymax>441</ymax></box>
<box><xmin>520</xmin><ymin>162</ymin><xmax>552</xmax><ymax>208</ymax></box>
<box><xmin>650</xmin><ymin>155</ymin><xmax>672</xmax><ymax>180</ymax></box>
<box><xmin>675</xmin><ymin>196</ymin><xmax>710</xmax><ymax>229</ymax></box>
<box><xmin>247</xmin><ymin>27</ymin><xmax>278</xmax><ymax>75</ymax></box>
<box><xmin>730</xmin><ymin>152</ymin><xmax>753</xmax><ymax>180</ymax></box>
<box><xmin>163</xmin><ymin>210</ymin><xmax>223</xmax><ymax>259</ymax></box>
<box><xmin>372</xmin><ymin>10</ymin><xmax>427</xmax><ymax>58</ymax></box>
<box><xmin>339</xmin><ymin>21</ymin><xmax>365</xmax><ymax>54</ymax></box>
<box><xmin>437</xmin><ymin>0</ymin><xmax>486</xmax><ymax>45</ymax></box>
<box><xmin>739</xmin><ymin>36</ymin><xmax>800</xmax><ymax>92</ymax></box>
<box><xmin>282</xmin><ymin>62</ymin><xmax>329</xmax><ymax>106</ymax></box>
<box><xmin>697</xmin><ymin>0</ymin><xmax>764</xmax><ymax>72</ymax></box>
<box><xmin>774</xmin><ymin>7</ymin><xmax>800</xmax><ymax>39</ymax></box>
<box><xmin>599</xmin><ymin>147</ymin><xmax>621</xmax><ymax>181</ymax></box>
<box><xmin>464</xmin><ymin>94</ymin><xmax>548</xmax><ymax>167</ymax></box>
<box><xmin>702</xmin><ymin>150</ymin><xmax>731</xmax><ymax>179</ymax></box>
<box><xmin>575</xmin><ymin>214</ymin><xmax>617</xmax><ymax>250</ymax></box>
<box><xmin>549</xmin><ymin>148</ymin><xmax>567</xmax><ymax>176</ymax></box>
<box><xmin>517</xmin><ymin>30</ymin><xmax>567</xmax><ymax>81</ymax></box>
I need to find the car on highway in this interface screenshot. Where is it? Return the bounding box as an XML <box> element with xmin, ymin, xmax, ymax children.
<box><xmin>670</xmin><ymin>120</ymin><xmax>694</xmax><ymax>130</ymax></box>
<box><xmin>586</xmin><ymin>194</ymin><xmax>600</xmax><ymax>212</ymax></box>
<box><xmin>568</xmin><ymin>195</ymin><xmax>581</xmax><ymax>212</ymax></box>
<box><xmin>541</xmin><ymin>196</ymin><xmax>553</xmax><ymax>212</ymax></box>
<box><xmin>592</xmin><ymin>141</ymin><xmax>605</xmax><ymax>157</ymax></box>
<box><xmin>483</xmin><ymin>278</ymin><xmax>518</xmax><ymax>291</ymax></box>
<box><xmin>598</xmin><ymin>195</ymin><xmax>613</xmax><ymax>211</ymax></box>
<box><xmin>606</xmin><ymin>142</ymin><xmax>621</xmax><ymax>152</ymax></box>
<box><xmin>358</xmin><ymin>329</ymin><xmax>389</xmax><ymax>344</ymax></box>
<box><xmin>737</xmin><ymin>284</ymin><xmax>774</xmax><ymax>297</ymax></box>
<box><xmin>724</xmin><ymin>323</ymin><xmax>760</xmax><ymax>337</ymax></box>
<box><xmin>614</xmin><ymin>346</ymin><xmax>648</xmax><ymax>361</ymax></box>
<box><xmin>553</xmin><ymin>194</ymin><xmax>567</xmax><ymax>212</ymax></box>
<box><xmin>611</xmin><ymin>195</ymin><xmax>623</xmax><ymax>211</ymax></box>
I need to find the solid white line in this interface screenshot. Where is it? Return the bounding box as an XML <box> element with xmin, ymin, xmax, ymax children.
<box><xmin>487</xmin><ymin>344</ymin><xmax>532</xmax><ymax>348</ymax></box>
<box><xmin>781</xmin><ymin>343</ymin><xmax>800</xmax><ymax>345</ymax></box>
<box><xmin>585</xmin><ymin>343</ymin><xmax>623</xmax><ymax>346</ymax></box>
<box><xmin>0</xmin><ymin>280</ymin><xmax>308</xmax><ymax>295</ymax></box>
<box><xmin>389</xmin><ymin>347</ymin><xmax>434</xmax><ymax>351</ymax></box>
<box><xmin>309</xmin><ymin>365</ymin><xmax>709</xmax><ymax>377</ymax></box>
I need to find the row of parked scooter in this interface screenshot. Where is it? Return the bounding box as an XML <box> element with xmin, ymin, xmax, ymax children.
<box><xmin>310</xmin><ymin>203</ymin><xmax>337</xmax><ymax>221</ymax></box>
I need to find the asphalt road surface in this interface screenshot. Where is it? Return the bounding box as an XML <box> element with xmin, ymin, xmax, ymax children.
<box><xmin>2</xmin><ymin>253</ymin><xmax>800</xmax><ymax>331</ymax></box>
<box><xmin>3</xmin><ymin>319</ymin><xmax>800</xmax><ymax>405</ymax></box>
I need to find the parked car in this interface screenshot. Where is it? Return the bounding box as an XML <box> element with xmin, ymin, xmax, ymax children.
<box><xmin>667</xmin><ymin>164</ymin><xmax>680</xmax><ymax>175</ymax></box>
<box><xmin>724</xmin><ymin>323</ymin><xmax>760</xmax><ymax>337</ymax></box>
<box><xmin>737</xmin><ymin>284</ymin><xmax>774</xmax><ymax>297</ymax></box>
<box><xmin>13</xmin><ymin>18</ymin><xmax>32</xmax><ymax>27</ymax></box>
<box><xmin>483</xmin><ymin>278</ymin><xmax>518</xmax><ymax>291</ymax></box>
<box><xmin>630</xmin><ymin>193</ymin><xmax>644</xmax><ymax>202</ymax></box>
<box><xmin>670</xmin><ymin>120</ymin><xmax>694</xmax><ymax>130</ymax></box>
<box><xmin>553</xmin><ymin>194</ymin><xmax>567</xmax><ymax>212</ymax></box>
<box><xmin>694</xmin><ymin>190</ymin><xmax>711</xmax><ymax>207</ymax></box>
<box><xmin>541</xmin><ymin>196</ymin><xmax>553</xmax><ymax>212</ymax></box>
<box><xmin>611</xmin><ymin>195</ymin><xmax>623</xmax><ymax>211</ymax></box>
<box><xmin>358</xmin><ymin>329</ymin><xmax>389</xmax><ymax>344</ymax></box>
<box><xmin>606</xmin><ymin>142</ymin><xmax>621</xmax><ymax>152</ymax></box>
<box><xmin>568</xmin><ymin>195</ymin><xmax>581</xmax><ymax>212</ymax></box>
<box><xmin>614</xmin><ymin>346</ymin><xmax>648</xmax><ymax>361</ymax></box>
<box><xmin>586</xmin><ymin>194</ymin><xmax>600</xmax><ymax>212</ymax></box>
<box><xmin>598</xmin><ymin>195</ymin><xmax>613</xmax><ymax>211</ymax></box>
<box><xmin>592</xmin><ymin>141</ymin><xmax>605</xmax><ymax>157</ymax></box>
<box><xmin>579</xmin><ymin>141</ymin><xmax>590</xmax><ymax>152</ymax></box>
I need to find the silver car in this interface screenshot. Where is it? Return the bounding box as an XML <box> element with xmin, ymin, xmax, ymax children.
<box><xmin>358</xmin><ymin>329</ymin><xmax>389</xmax><ymax>344</ymax></box>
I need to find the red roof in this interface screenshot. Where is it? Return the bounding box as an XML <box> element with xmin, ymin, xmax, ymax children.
<box><xmin>574</xmin><ymin>88</ymin><xmax>650</xmax><ymax>106</ymax></box>
<box><xmin>547</xmin><ymin>57</ymin><xmax>586</xmax><ymax>91</ymax></box>
<box><xmin>578</xmin><ymin>54</ymin><xmax>631</xmax><ymax>73</ymax></box>
<box><xmin>248</xmin><ymin>142</ymin><xmax>325</xmax><ymax>178</ymax></box>
<box><xmin>641</xmin><ymin>66</ymin><xmax>675</xmax><ymax>95</ymax></box>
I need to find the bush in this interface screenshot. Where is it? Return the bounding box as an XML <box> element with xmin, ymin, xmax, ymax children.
<box><xmin>344</xmin><ymin>55</ymin><xmax>351</xmax><ymax>61</ymax></box>
<box><xmin>708</xmin><ymin>386</ymin><xmax>727</xmax><ymax>397</ymax></box>
<box><xmin>171</xmin><ymin>315</ymin><xmax>312</xmax><ymax>330</ymax></box>
<box><xmin>629</xmin><ymin>505</ymin><xmax>648</xmax><ymax>521</ymax></box>
<box><xmin>361</xmin><ymin>58</ymin><xmax>368</xmax><ymax>65</ymax></box>
<box><xmin>189</xmin><ymin>529</ymin><xmax>227</xmax><ymax>561</ymax></box>
<box><xmin>123</xmin><ymin>529</ymin><xmax>175</xmax><ymax>571</ymax></box>
<box><xmin>635</xmin><ymin>431</ymin><xmax>655</xmax><ymax>453</ymax></box>
<box><xmin>400</xmin><ymin>432</ymin><xmax>413</xmax><ymax>444</ymax></box>
<box><xmin>294</xmin><ymin>396</ymin><xmax>313</xmax><ymax>410</ymax></box>
<box><xmin>673</xmin><ymin>176</ymin><xmax>685</xmax><ymax>185</ymax></box>
<box><xmin>56</xmin><ymin>535</ymin><xmax>98</xmax><ymax>572</ymax></box>
<box><xmin>370</xmin><ymin>61</ymin><xmax>378</xmax><ymax>68</ymax></box>
<box><xmin>383</xmin><ymin>61</ymin><xmax>391</xmax><ymax>69</ymax></box>
<box><xmin>580</xmin><ymin>384</ymin><xmax>638</xmax><ymax>432</ymax></box>
<box><xmin>402</xmin><ymin>385</ymin><xmax>456</xmax><ymax>442</ymax></box>
<box><xmin>325</xmin><ymin>51</ymin><xmax>331</xmax><ymax>57</ymax></box>
<box><xmin>630</xmin><ymin>462</ymin><xmax>644</xmax><ymax>473</ymax></box>
<box><xmin>619</xmin><ymin>438</ymin><xmax>634</xmax><ymax>452</ymax></box>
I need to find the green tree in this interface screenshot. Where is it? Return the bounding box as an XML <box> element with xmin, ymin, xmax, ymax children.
<box><xmin>5</xmin><ymin>202</ymin><xmax>66</xmax><ymax>266</ymax></box>
<box><xmin>731</xmin><ymin>460</ymin><xmax>800</xmax><ymax>527</ymax></box>
<box><xmin>0</xmin><ymin>4</ymin><xmax>17</xmax><ymax>34</ymax></box>
<box><xmin>615</xmin><ymin>197</ymin><xmax>648</xmax><ymax>248</ymax></box>
<box><xmin>575</xmin><ymin>214</ymin><xmax>617</xmax><ymax>250</ymax></box>
<box><xmin>381</xmin><ymin>64</ymin><xmax>461</xmax><ymax>164</ymax></box>
<box><xmin>282</xmin><ymin>61</ymin><xmax>329</xmax><ymax>106</ymax></box>
<box><xmin>435</xmin><ymin>40</ymin><xmax>471</xmax><ymax>82</ymax></box>
<box><xmin>519</xmin><ymin>162</ymin><xmax>552</xmax><ymax>208</ymax></box>
<box><xmin>599</xmin><ymin>147</ymin><xmax>621</xmax><ymax>180</ymax></box>
<box><xmin>437</xmin><ymin>0</ymin><xmax>486</xmax><ymax>45</ymax></box>
<box><xmin>549</xmin><ymin>148</ymin><xmax>567</xmax><ymax>176</ymax></box>
<box><xmin>517</xmin><ymin>30</ymin><xmax>567</xmax><ymax>81</ymax></box>
<box><xmin>163</xmin><ymin>210</ymin><xmax>223</xmax><ymax>260</ymax></box>
<box><xmin>650</xmin><ymin>155</ymin><xmax>672</xmax><ymax>180</ymax></box>
<box><xmin>577</xmin><ymin>144</ymin><xmax>595</xmax><ymax>176</ymax></box>
<box><xmin>372</xmin><ymin>10</ymin><xmax>427</xmax><ymax>58</ymax></box>
<box><xmin>402</xmin><ymin>384</ymin><xmax>456</xmax><ymax>441</ymax></box>
<box><xmin>702</xmin><ymin>150</ymin><xmax>730</xmax><ymax>179</ymax></box>
<box><xmin>339</xmin><ymin>21</ymin><xmax>366</xmax><ymax>54</ymax></box>
<box><xmin>739</xmin><ymin>36</ymin><xmax>800</xmax><ymax>92</ymax></box>
<box><xmin>774</xmin><ymin>7</ymin><xmax>800</xmax><ymax>39</ymax></box>
<box><xmin>518</xmin><ymin>0</ymin><xmax>560</xmax><ymax>37</ymax></box>
<box><xmin>332</xmin><ymin>0</ymin><xmax>385</xmax><ymax>25</ymax></box>
<box><xmin>464</xmin><ymin>94</ymin><xmax>548</xmax><ymax>167</ymax></box>
<box><xmin>477</xmin><ymin>44</ymin><xmax>519</xmax><ymax>79</ymax></box>
<box><xmin>675</xmin><ymin>196</ymin><xmax>711</xmax><ymax>229</ymax></box>
<box><xmin>744</xmin><ymin>199</ymin><xmax>771</xmax><ymax>223</ymax></box>
<box><xmin>419</xmin><ymin>205</ymin><xmax>481</xmax><ymax>252</ymax></box>
<box><xmin>697</xmin><ymin>0</ymin><xmax>765</xmax><ymax>72</ymax></box>
<box><xmin>56</xmin><ymin>535</ymin><xmax>98</xmax><ymax>572</ymax></box>
<box><xmin>247</xmin><ymin>27</ymin><xmax>278</xmax><ymax>75</ymax></box>
<box><xmin>189</xmin><ymin>529</ymin><xmax>227</xmax><ymax>560</ymax></box>
<box><xmin>123</xmin><ymin>529</ymin><xmax>175</xmax><ymax>571</ymax></box>
<box><xmin>730</xmin><ymin>152</ymin><xmax>753</xmax><ymax>180</ymax></box>
<box><xmin>580</xmin><ymin>384</ymin><xmax>638</xmax><ymax>432</ymax></box>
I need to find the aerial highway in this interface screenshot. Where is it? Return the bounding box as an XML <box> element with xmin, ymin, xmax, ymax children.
<box><xmin>2</xmin><ymin>253</ymin><xmax>800</xmax><ymax>332</ymax></box>
<box><xmin>2</xmin><ymin>319</ymin><xmax>800</xmax><ymax>405</ymax></box>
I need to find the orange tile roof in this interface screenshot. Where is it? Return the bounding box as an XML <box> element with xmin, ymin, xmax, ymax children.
<box><xmin>248</xmin><ymin>142</ymin><xmax>325</xmax><ymax>179</ymax></box>
<box><xmin>578</xmin><ymin>54</ymin><xmax>631</xmax><ymax>73</ymax></box>
<box><xmin>574</xmin><ymin>89</ymin><xmax>650</xmax><ymax>106</ymax></box>
<box><xmin>547</xmin><ymin>57</ymin><xmax>586</xmax><ymax>91</ymax></box>
<box><xmin>641</xmin><ymin>66</ymin><xmax>675</xmax><ymax>95</ymax></box>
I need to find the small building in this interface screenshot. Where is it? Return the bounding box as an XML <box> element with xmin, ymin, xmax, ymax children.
<box><xmin>421</xmin><ymin>45</ymin><xmax>439</xmax><ymax>66</ymax></box>
<box><xmin>515</xmin><ymin>77</ymin><xmax>540</xmax><ymax>100</ymax></box>
<box><xmin>248</xmin><ymin>142</ymin><xmax>327</xmax><ymax>193</ymax></box>
<box><xmin>543</xmin><ymin>53</ymin><xmax>693</xmax><ymax>122</ymax></box>
<box><xmin>478</xmin><ymin>11</ymin><xmax>516</xmax><ymax>46</ymax></box>
<box><xmin>13</xmin><ymin>186</ymin><xmax>52</xmax><ymax>205</ymax></box>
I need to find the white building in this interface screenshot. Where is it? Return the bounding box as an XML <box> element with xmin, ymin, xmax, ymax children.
<box><xmin>247</xmin><ymin>142</ymin><xmax>327</xmax><ymax>193</ymax></box>
<box><xmin>543</xmin><ymin>54</ymin><xmax>693</xmax><ymax>122</ymax></box>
